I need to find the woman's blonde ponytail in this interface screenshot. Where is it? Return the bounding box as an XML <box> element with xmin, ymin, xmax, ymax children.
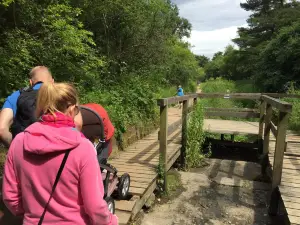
<box><xmin>36</xmin><ymin>82</ymin><xmax>78</xmax><ymax>117</ymax></box>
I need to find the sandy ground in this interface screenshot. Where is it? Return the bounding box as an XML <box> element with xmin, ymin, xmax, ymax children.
<box><xmin>140</xmin><ymin>159</ymin><xmax>285</xmax><ymax>225</ymax></box>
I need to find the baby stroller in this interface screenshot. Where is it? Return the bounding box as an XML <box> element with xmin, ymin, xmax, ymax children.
<box><xmin>80</xmin><ymin>106</ymin><xmax>130</xmax><ymax>214</ymax></box>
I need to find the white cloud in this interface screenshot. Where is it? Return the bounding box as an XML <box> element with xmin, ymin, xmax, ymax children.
<box><xmin>187</xmin><ymin>24</ymin><xmax>247</xmax><ymax>58</ymax></box>
<box><xmin>172</xmin><ymin>0</ymin><xmax>250</xmax><ymax>57</ymax></box>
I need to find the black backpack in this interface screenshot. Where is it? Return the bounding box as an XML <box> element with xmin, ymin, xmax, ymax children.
<box><xmin>11</xmin><ymin>84</ymin><xmax>40</xmax><ymax>138</ymax></box>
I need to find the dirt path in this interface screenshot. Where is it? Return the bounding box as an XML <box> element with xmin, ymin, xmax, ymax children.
<box><xmin>140</xmin><ymin>159</ymin><xmax>285</xmax><ymax>225</ymax></box>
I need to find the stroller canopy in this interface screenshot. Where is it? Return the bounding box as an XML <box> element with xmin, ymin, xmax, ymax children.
<box><xmin>80</xmin><ymin>105</ymin><xmax>105</xmax><ymax>142</ymax></box>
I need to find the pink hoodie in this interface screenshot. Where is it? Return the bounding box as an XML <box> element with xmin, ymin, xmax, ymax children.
<box><xmin>2</xmin><ymin>117</ymin><xmax>118</xmax><ymax>225</ymax></box>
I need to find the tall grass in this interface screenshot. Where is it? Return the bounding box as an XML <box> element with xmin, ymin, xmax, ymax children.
<box><xmin>186</xmin><ymin>102</ymin><xmax>207</xmax><ymax>168</ymax></box>
<box><xmin>283</xmin><ymin>87</ymin><xmax>300</xmax><ymax>132</ymax></box>
<box><xmin>200</xmin><ymin>77</ymin><xmax>259</xmax><ymax>113</ymax></box>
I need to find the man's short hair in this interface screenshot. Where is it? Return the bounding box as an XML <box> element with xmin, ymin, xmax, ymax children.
<box><xmin>29</xmin><ymin>66</ymin><xmax>51</xmax><ymax>80</ymax></box>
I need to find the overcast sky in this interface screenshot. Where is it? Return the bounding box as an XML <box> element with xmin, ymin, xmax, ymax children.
<box><xmin>172</xmin><ymin>0</ymin><xmax>250</xmax><ymax>58</ymax></box>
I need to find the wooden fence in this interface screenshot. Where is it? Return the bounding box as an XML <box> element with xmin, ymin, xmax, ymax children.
<box><xmin>157</xmin><ymin>92</ymin><xmax>297</xmax><ymax>192</ymax></box>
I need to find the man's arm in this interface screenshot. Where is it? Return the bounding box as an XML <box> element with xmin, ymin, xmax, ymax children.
<box><xmin>0</xmin><ymin>108</ymin><xmax>13</xmax><ymax>147</ymax></box>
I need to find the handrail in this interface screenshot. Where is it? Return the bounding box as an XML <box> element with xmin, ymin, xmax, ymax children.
<box><xmin>261</xmin><ymin>95</ymin><xmax>292</xmax><ymax>112</ymax></box>
<box><xmin>157</xmin><ymin>94</ymin><xmax>198</xmax><ymax>106</ymax></box>
<box><xmin>157</xmin><ymin>91</ymin><xmax>295</xmax><ymax>192</ymax></box>
<box><xmin>157</xmin><ymin>92</ymin><xmax>300</xmax><ymax>107</ymax></box>
<box><xmin>199</xmin><ymin>93</ymin><xmax>261</xmax><ymax>99</ymax></box>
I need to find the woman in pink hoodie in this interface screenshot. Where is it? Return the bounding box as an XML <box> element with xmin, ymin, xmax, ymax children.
<box><xmin>2</xmin><ymin>82</ymin><xmax>118</xmax><ymax>225</ymax></box>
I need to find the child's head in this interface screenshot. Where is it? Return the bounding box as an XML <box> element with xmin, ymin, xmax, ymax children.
<box><xmin>36</xmin><ymin>82</ymin><xmax>79</xmax><ymax>119</ymax></box>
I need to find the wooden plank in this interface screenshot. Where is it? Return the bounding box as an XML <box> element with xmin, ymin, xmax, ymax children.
<box><xmin>115</xmin><ymin>200</ymin><xmax>137</xmax><ymax>212</ymax></box>
<box><xmin>159</xmin><ymin>104</ymin><xmax>168</xmax><ymax>191</ymax></box>
<box><xmin>115</xmin><ymin>210</ymin><xmax>132</xmax><ymax>225</ymax></box>
<box><xmin>203</xmin><ymin>119</ymin><xmax>259</xmax><ymax>135</ymax></box>
<box><xmin>280</xmin><ymin>186</ymin><xmax>300</xmax><ymax>196</ymax></box>
<box><xmin>289</xmin><ymin>215</ymin><xmax>300</xmax><ymax>225</ymax></box>
<box><xmin>198</xmin><ymin>93</ymin><xmax>261</xmax><ymax>99</ymax></box>
<box><xmin>270</xmin><ymin>121</ymin><xmax>278</xmax><ymax>137</ymax></box>
<box><xmin>272</xmin><ymin>111</ymin><xmax>289</xmax><ymax>189</ymax></box>
<box><xmin>112</xmin><ymin>173</ymin><xmax>157</xmax><ymax>180</ymax></box>
<box><xmin>167</xmin><ymin>147</ymin><xmax>181</xmax><ymax>171</ymax></box>
<box><xmin>158</xmin><ymin>119</ymin><xmax>182</xmax><ymax>140</ymax></box>
<box><xmin>114</xmin><ymin>154</ymin><xmax>159</xmax><ymax>160</ymax></box>
<box><xmin>129</xmin><ymin>182</ymin><xmax>150</xmax><ymax>189</ymax></box>
<box><xmin>261</xmin><ymin>95</ymin><xmax>292</xmax><ymax>112</ymax></box>
<box><xmin>263</xmin><ymin>103</ymin><xmax>272</xmax><ymax>154</ymax></box>
<box><xmin>282</xmin><ymin>195</ymin><xmax>300</xmax><ymax>204</ymax></box>
<box><xmin>205</xmin><ymin>107</ymin><xmax>258</xmax><ymax>112</ymax></box>
<box><xmin>205</xmin><ymin>111</ymin><xmax>260</xmax><ymax>119</ymax></box>
<box><xmin>129</xmin><ymin>187</ymin><xmax>146</xmax><ymax>196</ymax></box>
<box><xmin>282</xmin><ymin>178</ymin><xmax>300</xmax><ymax>185</ymax></box>
<box><xmin>284</xmin><ymin>208</ymin><xmax>300</xmax><ymax>218</ymax></box>
<box><xmin>181</xmin><ymin>100</ymin><xmax>188</xmax><ymax>167</ymax></box>
<box><xmin>129</xmin><ymin>176</ymin><xmax>156</xmax><ymax>183</ymax></box>
<box><xmin>281</xmin><ymin>182</ymin><xmax>300</xmax><ymax>188</ymax></box>
<box><xmin>157</xmin><ymin>94</ymin><xmax>199</xmax><ymax>106</ymax></box>
<box><xmin>131</xmin><ymin>177</ymin><xmax>157</xmax><ymax>220</ymax></box>
<box><xmin>109</xmin><ymin>162</ymin><xmax>156</xmax><ymax>169</ymax></box>
<box><xmin>264</xmin><ymin>93</ymin><xmax>300</xmax><ymax>98</ymax></box>
<box><xmin>117</xmin><ymin>169</ymin><xmax>156</xmax><ymax>176</ymax></box>
<box><xmin>115</xmin><ymin>164</ymin><xmax>156</xmax><ymax>171</ymax></box>
<box><xmin>259</xmin><ymin>100</ymin><xmax>266</xmax><ymax>140</ymax></box>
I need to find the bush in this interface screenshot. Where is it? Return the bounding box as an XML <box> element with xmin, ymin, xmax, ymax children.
<box><xmin>200</xmin><ymin>77</ymin><xmax>243</xmax><ymax>109</ymax></box>
<box><xmin>186</xmin><ymin>102</ymin><xmax>207</xmax><ymax>168</ymax></box>
<box><xmin>283</xmin><ymin>85</ymin><xmax>300</xmax><ymax>132</ymax></box>
<box><xmin>200</xmin><ymin>77</ymin><xmax>258</xmax><ymax>110</ymax></box>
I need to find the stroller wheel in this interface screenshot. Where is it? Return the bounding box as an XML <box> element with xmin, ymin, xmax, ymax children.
<box><xmin>105</xmin><ymin>196</ymin><xmax>115</xmax><ymax>214</ymax></box>
<box><xmin>118</xmin><ymin>173</ymin><xmax>130</xmax><ymax>200</ymax></box>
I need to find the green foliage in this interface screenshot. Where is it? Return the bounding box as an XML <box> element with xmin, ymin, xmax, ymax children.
<box><xmin>186</xmin><ymin>102</ymin><xmax>207</xmax><ymax>168</ymax></box>
<box><xmin>195</xmin><ymin>55</ymin><xmax>210</xmax><ymax>68</ymax></box>
<box><xmin>200</xmin><ymin>78</ymin><xmax>242</xmax><ymax>109</ymax></box>
<box><xmin>0</xmin><ymin>0</ymin><xmax>201</xmax><ymax>145</ymax></box>
<box><xmin>156</xmin><ymin>153</ymin><xmax>165</xmax><ymax>193</ymax></box>
<box><xmin>204</xmin><ymin>1</ymin><xmax>300</xmax><ymax>92</ymax></box>
<box><xmin>200</xmin><ymin>78</ymin><xmax>258</xmax><ymax>114</ymax></box>
<box><xmin>283</xmin><ymin>84</ymin><xmax>300</xmax><ymax>132</ymax></box>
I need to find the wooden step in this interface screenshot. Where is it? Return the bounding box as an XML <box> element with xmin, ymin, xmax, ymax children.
<box><xmin>115</xmin><ymin>199</ymin><xmax>137</xmax><ymax>212</ymax></box>
<box><xmin>115</xmin><ymin>210</ymin><xmax>131</xmax><ymax>225</ymax></box>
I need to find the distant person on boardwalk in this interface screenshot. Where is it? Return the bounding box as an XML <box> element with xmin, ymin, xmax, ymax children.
<box><xmin>0</xmin><ymin>66</ymin><xmax>53</xmax><ymax>148</ymax></box>
<box><xmin>2</xmin><ymin>82</ymin><xmax>118</xmax><ymax>225</ymax></box>
<box><xmin>176</xmin><ymin>85</ymin><xmax>184</xmax><ymax>109</ymax></box>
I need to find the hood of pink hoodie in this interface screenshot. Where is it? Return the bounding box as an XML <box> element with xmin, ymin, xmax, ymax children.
<box><xmin>23</xmin><ymin>122</ymin><xmax>82</xmax><ymax>155</ymax></box>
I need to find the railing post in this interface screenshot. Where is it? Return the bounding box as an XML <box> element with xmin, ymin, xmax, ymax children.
<box><xmin>272</xmin><ymin>111</ymin><xmax>289</xmax><ymax>189</ymax></box>
<box><xmin>159</xmin><ymin>103</ymin><xmax>168</xmax><ymax>191</ymax></box>
<box><xmin>181</xmin><ymin>100</ymin><xmax>188</xmax><ymax>168</ymax></box>
<box><xmin>269</xmin><ymin>111</ymin><xmax>289</xmax><ymax>216</ymax></box>
<box><xmin>259</xmin><ymin>100</ymin><xmax>266</xmax><ymax>142</ymax></box>
<box><xmin>263</xmin><ymin>103</ymin><xmax>272</xmax><ymax>155</ymax></box>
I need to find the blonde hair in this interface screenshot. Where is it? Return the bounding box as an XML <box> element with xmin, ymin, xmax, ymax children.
<box><xmin>36</xmin><ymin>82</ymin><xmax>78</xmax><ymax>117</ymax></box>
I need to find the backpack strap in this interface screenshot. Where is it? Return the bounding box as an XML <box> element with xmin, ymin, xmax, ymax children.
<box><xmin>38</xmin><ymin>150</ymin><xmax>71</xmax><ymax>225</ymax></box>
<box><xmin>19</xmin><ymin>81</ymin><xmax>43</xmax><ymax>93</ymax></box>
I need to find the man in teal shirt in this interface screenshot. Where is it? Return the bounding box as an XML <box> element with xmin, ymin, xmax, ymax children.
<box><xmin>0</xmin><ymin>66</ymin><xmax>53</xmax><ymax>147</ymax></box>
<box><xmin>177</xmin><ymin>85</ymin><xmax>184</xmax><ymax>97</ymax></box>
<box><xmin>177</xmin><ymin>85</ymin><xmax>184</xmax><ymax>108</ymax></box>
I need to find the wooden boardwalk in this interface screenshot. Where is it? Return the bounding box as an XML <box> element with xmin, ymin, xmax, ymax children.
<box><xmin>269</xmin><ymin>134</ymin><xmax>300</xmax><ymax>225</ymax></box>
<box><xmin>111</xmin><ymin>115</ymin><xmax>300</xmax><ymax>224</ymax></box>
<box><xmin>111</xmin><ymin>92</ymin><xmax>300</xmax><ymax>225</ymax></box>
<box><xmin>109</xmin><ymin>107</ymin><xmax>182</xmax><ymax>224</ymax></box>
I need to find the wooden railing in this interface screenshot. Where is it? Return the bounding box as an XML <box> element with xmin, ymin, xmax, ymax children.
<box><xmin>259</xmin><ymin>95</ymin><xmax>292</xmax><ymax>190</ymax></box>
<box><xmin>157</xmin><ymin>94</ymin><xmax>198</xmax><ymax>190</ymax></box>
<box><xmin>157</xmin><ymin>92</ymin><xmax>298</xmax><ymax>191</ymax></box>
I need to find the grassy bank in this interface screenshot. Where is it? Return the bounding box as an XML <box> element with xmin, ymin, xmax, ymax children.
<box><xmin>201</xmin><ymin>77</ymin><xmax>300</xmax><ymax>133</ymax></box>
